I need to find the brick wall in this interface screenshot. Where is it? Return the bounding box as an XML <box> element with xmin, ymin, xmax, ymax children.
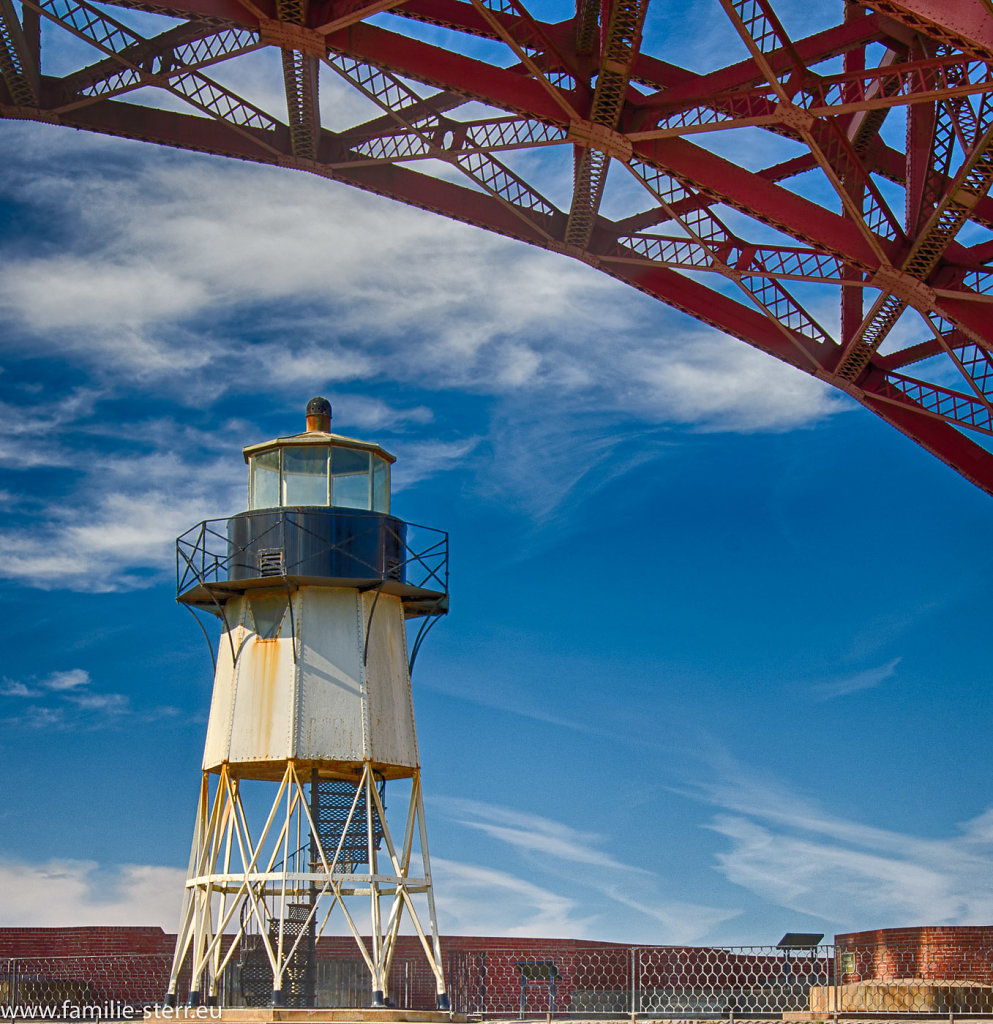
<box><xmin>0</xmin><ymin>928</ymin><xmax>174</xmax><ymax>959</ymax></box>
<box><xmin>834</xmin><ymin>927</ymin><xmax>993</xmax><ymax>984</ymax></box>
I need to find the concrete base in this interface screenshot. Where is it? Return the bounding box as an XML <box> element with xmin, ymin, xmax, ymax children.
<box><xmin>146</xmin><ymin>1011</ymin><xmax>464</xmax><ymax>1024</ymax></box>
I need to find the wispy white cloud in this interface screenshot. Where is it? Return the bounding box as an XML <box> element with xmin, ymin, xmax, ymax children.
<box><xmin>0</xmin><ymin>479</ymin><xmax>236</xmax><ymax>590</ymax></box>
<box><xmin>433</xmin><ymin>798</ymin><xmax>737</xmax><ymax>942</ymax></box>
<box><xmin>2</xmin><ymin>668</ymin><xmax>90</xmax><ymax>697</ymax></box>
<box><xmin>431</xmin><ymin>858</ymin><xmax>597</xmax><ymax>938</ymax></box>
<box><xmin>0</xmin><ymin>681</ymin><xmax>38</xmax><ymax>697</ymax></box>
<box><xmin>330</xmin><ymin>396</ymin><xmax>434</xmax><ymax>433</ymax></box>
<box><xmin>0</xmin><ymin>386</ymin><xmax>247</xmax><ymax>590</ymax></box>
<box><xmin>0</xmin><ymin>388</ymin><xmax>103</xmax><ymax>469</ymax></box>
<box><xmin>808</xmin><ymin>657</ymin><xmax>901</xmax><ymax>701</ymax></box>
<box><xmin>478</xmin><ymin>402</ymin><xmax>672</xmax><ymax>520</ymax></box>
<box><xmin>437</xmin><ymin>798</ymin><xmax>639</xmax><ymax>873</ymax></box>
<box><xmin>684</xmin><ymin>752</ymin><xmax>993</xmax><ymax>929</ymax></box>
<box><xmin>624</xmin><ymin>331</ymin><xmax>844</xmax><ymax>433</ymax></box>
<box><xmin>391</xmin><ymin>438</ymin><xmax>482</xmax><ymax>492</ymax></box>
<box><xmin>67</xmin><ymin>691</ymin><xmax>131</xmax><ymax>713</ymax></box>
<box><xmin>422</xmin><ymin>669</ymin><xmax>599</xmax><ymax>732</ymax></box>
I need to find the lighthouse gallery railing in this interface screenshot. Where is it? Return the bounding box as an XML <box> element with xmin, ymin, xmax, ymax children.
<box><xmin>176</xmin><ymin>509</ymin><xmax>448</xmax><ymax>604</ymax></box>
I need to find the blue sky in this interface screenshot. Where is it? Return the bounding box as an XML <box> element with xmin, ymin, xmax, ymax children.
<box><xmin>2</xmin><ymin>0</ymin><xmax>993</xmax><ymax>947</ymax></box>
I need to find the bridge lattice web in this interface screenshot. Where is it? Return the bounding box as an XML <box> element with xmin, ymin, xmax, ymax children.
<box><xmin>4</xmin><ymin>0</ymin><xmax>993</xmax><ymax>490</ymax></box>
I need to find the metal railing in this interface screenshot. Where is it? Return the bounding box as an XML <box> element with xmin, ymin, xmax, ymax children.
<box><xmin>5</xmin><ymin>941</ymin><xmax>993</xmax><ymax>1019</ymax></box>
<box><xmin>176</xmin><ymin>510</ymin><xmax>448</xmax><ymax>601</ymax></box>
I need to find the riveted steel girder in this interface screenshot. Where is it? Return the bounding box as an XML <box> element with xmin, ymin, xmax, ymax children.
<box><xmin>0</xmin><ymin>0</ymin><xmax>39</xmax><ymax>105</ymax></box>
<box><xmin>7</xmin><ymin>0</ymin><xmax>993</xmax><ymax>494</ymax></box>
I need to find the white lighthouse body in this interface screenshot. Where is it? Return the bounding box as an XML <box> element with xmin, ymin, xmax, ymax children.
<box><xmin>202</xmin><ymin>589</ymin><xmax>418</xmax><ymax>774</ymax></box>
<box><xmin>166</xmin><ymin>399</ymin><xmax>450</xmax><ymax>1012</ymax></box>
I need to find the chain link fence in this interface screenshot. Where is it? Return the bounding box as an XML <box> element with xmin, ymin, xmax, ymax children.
<box><xmin>448</xmin><ymin>946</ymin><xmax>832</xmax><ymax>1018</ymax></box>
<box><xmin>3</xmin><ymin>941</ymin><xmax>993</xmax><ymax>1019</ymax></box>
<box><xmin>447</xmin><ymin>943</ymin><xmax>993</xmax><ymax>1018</ymax></box>
<box><xmin>0</xmin><ymin>955</ymin><xmax>178</xmax><ymax>1018</ymax></box>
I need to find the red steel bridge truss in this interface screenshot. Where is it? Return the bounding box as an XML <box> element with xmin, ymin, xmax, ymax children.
<box><xmin>4</xmin><ymin>0</ymin><xmax>993</xmax><ymax>490</ymax></box>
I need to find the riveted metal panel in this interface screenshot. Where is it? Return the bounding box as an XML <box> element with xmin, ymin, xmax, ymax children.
<box><xmin>202</xmin><ymin>595</ymin><xmax>249</xmax><ymax>771</ymax></box>
<box><xmin>295</xmin><ymin>588</ymin><xmax>366</xmax><ymax>764</ymax></box>
<box><xmin>224</xmin><ymin>596</ymin><xmax>298</xmax><ymax>765</ymax></box>
<box><xmin>202</xmin><ymin>591</ymin><xmax>298</xmax><ymax>769</ymax></box>
<box><xmin>362</xmin><ymin>591</ymin><xmax>419</xmax><ymax>770</ymax></box>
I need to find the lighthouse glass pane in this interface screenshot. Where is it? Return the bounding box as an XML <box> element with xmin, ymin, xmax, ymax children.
<box><xmin>372</xmin><ymin>457</ymin><xmax>389</xmax><ymax>513</ymax></box>
<box><xmin>249</xmin><ymin>451</ymin><xmax>279</xmax><ymax>509</ymax></box>
<box><xmin>331</xmin><ymin>448</ymin><xmax>371</xmax><ymax>509</ymax></box>
<box><xmin>282</xmin><ymin>446</ymin><xmax>329</xmax><ymax>506</ymax></box>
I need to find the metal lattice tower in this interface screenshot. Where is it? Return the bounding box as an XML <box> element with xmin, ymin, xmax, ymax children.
<box><xmin>6</xmin><ymin>3</ymin><xmax>993</xmax><ymax>491</ymax></box>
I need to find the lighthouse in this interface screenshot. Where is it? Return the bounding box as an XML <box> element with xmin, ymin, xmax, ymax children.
<box><xmin>165</xmin><ymin>398</ymin><xmax>450</xmax><ymax>1012</ymax></box>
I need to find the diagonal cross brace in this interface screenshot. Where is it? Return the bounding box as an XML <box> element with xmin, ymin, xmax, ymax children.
<box><xmin>0</xmin><ymin>0</ymin><xmax>39</xmax><ymax>105</ymax></box>
<box><xmin>56</xmin><ymin>24</ymin><xmax>260</xmax><ymax>108</ymax></box>
<box><xmin>837</xmin><ymin>117</ymin><xmax>993</xmax><ymax>382</ymax></box>
<box><xmin>325</xmin><ymin>51</ymin><xmax>561</xmax><ymax>233</ymax></box>
<box><xmin>24</xmin><ymin>0</ymin><xmax>282</xmax><ymax>141</ymax></box>
<box><xmin>626</xmin><ymin>158</ymin><xmax>833</xmax><ymax>368</ymax></box>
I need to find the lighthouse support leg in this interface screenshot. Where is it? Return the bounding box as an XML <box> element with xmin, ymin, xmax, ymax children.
<box><xmin>368</xmin><ymin>771</ymin><xmax>449</xmax><ymax>1009</ymax></box>
<box><xmin>166</xmin><ymin>761</ymin><xmax>450</xmax><ymax>1010</ymax></box>
<box><xmin>415</xmin><ymin>778</ymin><xmax>450</xmax><ymax>1010</ymax></box>
<box><xmin>165</xmin><ymin>774</ymin><xmax>208</xmax><ymax>1006</ymax></box>
<box><xmin>367</xmin><ymin>770</ymin><xmax>386</xmax><ymax>1007</ymax></box>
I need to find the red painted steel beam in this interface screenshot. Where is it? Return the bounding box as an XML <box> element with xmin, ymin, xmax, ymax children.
<box><xmin>20</xmin><ymin>93</ymin><xmax>569</xmax><ymax>246</ymax></box>
<box><xmin>634</xmin><ymin>136</ymin><xmax>882</xmax><ymax>268</ymax></box>
<box><xmin>862</xmin><ymin>0</ymin><xmax>993</xmax><ymax>61</ymax></box>
<box><xmin>0</xmin><ymin>0</ymin><xmax>40</xmax><ymax>105</ymax></box>
<box><xmin>58</xmin><ymin>23</ymin><xmax>251</xmax><ymax>98</ymax></box>
<box><xmin>875</xmin><ymin>338</ymin><xmax>945</xmax><ymax>370</ymax></box>
<box><xmin>564</xmin><ymin>0</ymin><xmax>647</xmax><ymax>247</ymax></box>
<box><xmin>861</xmin><ymin>369</ymin><xmax>993</xmax><ymax>496</ymax></box>
<box><xmin>634</xmin><ymin>15</ymin><xmax>890</xmax><ymax>114</ymax></box>
<box><xmin>871</xmin><ymin>139</ymin><xmax>993</xmax><ymax>232</ymax></box>
<box><xmin>314</xmin><ymin>0</ymin><xmax>408</xmax><ymax>33</ymax></box>
<box><xmin>97</xmin><ymin>0</ymin><xmax>264</xmax><ymax>23</ymax></box>
<box><xmin>17</xmin><ymin>89</ymin><xmax>288</xmax><ymax>154</ymax></box>
<box><xmin>604</xmin><ymin>259</ymin><xmax>824</xmax><ymax>374</ymax></box>
<box><xmin>6</xmin><ymin>0</ymin><xmax>993</xmax><ymax>496</ymax></box>
<box><xmin>324</xmin><ymin>21</ymin><xmax>571</xmax><ymax>122</ymax></box>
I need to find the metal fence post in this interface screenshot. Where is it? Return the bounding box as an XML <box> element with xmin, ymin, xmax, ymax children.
<box><xmin>834</xmin><ymin>946</ymin><xmax>840</xmax><ymax>1022</ymax></box>
<box><xmin>10</xmin><ymin>958</ymin><xmax>16</xmax><ymax>1013</ymax></box>
<box><xmin>631</xmin><ymin>947</ymin><xmax>639</xmax><ymax>1020</ymax></box>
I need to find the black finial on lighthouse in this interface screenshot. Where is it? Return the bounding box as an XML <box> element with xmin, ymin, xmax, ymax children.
<box><xmin>306</xmin><ymin>396</ymin><xmax>332</xmax><ymax>433</ymax></box>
